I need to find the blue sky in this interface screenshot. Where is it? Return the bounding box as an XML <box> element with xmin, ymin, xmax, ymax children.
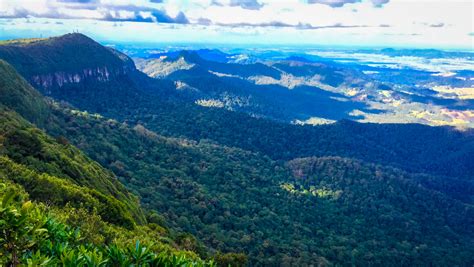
<box><xmin>0</xmin><ymin>0</ymin><xmax>472</xmax><ymax>49</ymax></box>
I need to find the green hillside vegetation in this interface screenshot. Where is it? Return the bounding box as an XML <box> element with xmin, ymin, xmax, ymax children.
<box><xmin>0</xmin><ymin>60</ymin><xmax>244</xmax><ymax>266</ymax></box>
<box><xmin>1</xmin><ymin>34</ymin><xmax>472</xmax><ymax>180</ymax></box>
<box><xmin>112</xmin><ymin>100</ymin><xmax>474</xmax><ymax>179</ymax></box>
<box><xmin>0</xmin><ymin>111</ymin><xmax>222</xmax><ymax>266</ymax></box>
<box><xmin>0</xmin><ymin>59</ymin><xmax>49</xmax><ymax>124</ymax></box>
<box><xmin>0</xmin><ymin>106</ymin><xmax>144</xmax><ymax>226</ymax></box>
<box><xmin>0</xmin><ymin>54</ymin><xmax>153</xmax><ymax>226</ymax></box>
<box><xmin>0</xmin><ymin>60</ymin><xmax>140</xmax><ymax>217</ymax></box>
<box><xmin>0</xmin><ymin>181</ymin><xmax>214</xmax><ymax>266</ymax></box>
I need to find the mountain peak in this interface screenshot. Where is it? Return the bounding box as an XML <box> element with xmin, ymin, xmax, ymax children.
<box><xmin>0</xmin><ymin>33</ymin><xmax>96</xmax><ymax>48</ymax></box>
<box><xmin>47</xmin><ymin>32</ymin><xmax>97</xmax><ymax>45</ymax></box>
<box><xmin>0</xmin><ymin>33</ymin><xmax>136</xmax><ymax>91</ymax></box>
<box><xmin>175</xmin><ymin>50</ymin><xmax>204</xmax><ymax>64</ymax></box>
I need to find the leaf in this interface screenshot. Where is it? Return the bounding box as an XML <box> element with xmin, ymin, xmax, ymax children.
<box><xmin>1</xmin><ymin>189</ymin><xmax>16</xmax><ymax>208</ymax></box>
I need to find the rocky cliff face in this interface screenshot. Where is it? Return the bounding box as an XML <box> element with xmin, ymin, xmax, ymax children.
<box><xmin>30</xmin><ymin>65</ymin><xmax>133</xmax><ymax>92</ymax></box>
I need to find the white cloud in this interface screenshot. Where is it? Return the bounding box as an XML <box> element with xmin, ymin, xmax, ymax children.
<box><xmin>308</xmin><ymin>51</ymin><xmax>474</xmax><ymax>72</ymax></box>
<box><xmin>0</xmin><ymin>0</ymin><xmax>472</xmax><ymax>49</ymax></box>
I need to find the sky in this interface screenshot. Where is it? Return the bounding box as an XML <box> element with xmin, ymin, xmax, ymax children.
<box><xmin>0</xmin><ymin>0</ymin><xmax>472</xmax><ymax>49</ymax></box>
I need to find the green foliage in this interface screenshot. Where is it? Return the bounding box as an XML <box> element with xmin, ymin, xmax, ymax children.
<box><xmin>0</xmin><ymin>184</ymin><xmax>48</xmax><ymax>266</ymax></box>
<box><xmin>214</xmin><ymin>252</ymin><xmax>247</xmax><ymax>267</ymax></box>
<box><xmin>0</xmin><ymin>155</ymin><xmax>136</xmax><ymax>229</ymax></box>
<box><xmin>46</xmin><ymin>105</ymin><xmax>474</xmax><ymax>265</ymax></box>
<box><xmin>0</xmin><ymin>60</ymin><xmax>49</xmax><ymax>124</ymax></box>
<box><xmin>0</xmin><ymin>183</ymin><xmax>214</xmax><ymax>266</ymax></box>
<box><xmin>0</xmin><ymin>109</ymin><xmax>145</xmax><ymax>226</ymax></box>
<box><xmin>0</xmin><ymin>108</ymin><xmax>219</xmax><ymax>264</ymax></box>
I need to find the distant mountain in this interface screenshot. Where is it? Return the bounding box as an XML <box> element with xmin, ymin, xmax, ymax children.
<box><xmin>1</xmin><ymin>33</ymin><xmax>473</xmax><ymax>178</ymax></box>
<box><xmin>374</xmin><ymin>48</ymin><xmax>474</xmax><ymax>59</ymax></box>
<box><xmin>149</xmin><ymin>48</ymin><xmax>234</xmax><ymax>63</ymax></box>
<box><xmin>2</xmin><ymin>33</ymin><xmax>472</xmax><ymax>178</ymax></box>
<box><xmin>138</xmin><ymin>51</ymin><xmax>372</xmax><ymax>122</ymax></box>
<box><xmin>138</xmin><ymin>47</ymin><xmax>474</xmax><ymax>128</ymax></box>
<box><xmin>0</xmin><ymin>33</ymin><xmax>179</xmax><ymax>113</ymax></box>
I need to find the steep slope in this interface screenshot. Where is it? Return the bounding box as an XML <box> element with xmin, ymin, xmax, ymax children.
<box><xmin>0</xmin><ymin>59</ymin><xmax>245</xmax><ymax>266</ymax></box>
<box><xmin>0</xmin><ymin>163</ymin><xmax>213</xmax><ymax>266</ymax></box>
<box><xmin>0</xmin><ymin>60</ymin><xmax>145</xmax><ymax>226</ymax></box>
<box><xmin>0</xmin><ymin>110</ymin><xmax>145</xmax><ymax>224</ymax></box>
<box><xmin>0</xmin><ymin>33</ymin><xmax>178</xmax><ymax>114</ymax></box>
<box><xmin>0</xmin><ymin>59</ymin><xmax>49</xmax><ymax>124</ymax></box>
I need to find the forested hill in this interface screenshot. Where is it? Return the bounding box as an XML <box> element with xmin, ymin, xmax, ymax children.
<box><xmin>0</xmin><ymin>59</ymin><xmax>140</xmax><ymax>219</ymax></box>
<box><xmin>0</xmin><ymin>59</ymin><xmax>238</xmax><ymax>266</ymax></box>
<box><xmin>0</xmin><ymin>34</ymin><xmax>473</xmax><ymax>265</ymax></box>
<box><xmin>0</xmin><ymin>33</ymin><xmax>135</xmax><ymax>93</ymax></box>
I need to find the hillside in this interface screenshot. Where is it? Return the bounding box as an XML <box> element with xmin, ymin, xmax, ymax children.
<box><xmin>0</xmin><ymin>59</ymin><xmax>49</xmax><ymax>124</ymax></box>
<box><xmin>0</xmin><ymin>34</ymin><xmax>473</xmax><ymax>265</ymax></box>
<box><xmin>0</xmin><ymin>178</ymin><xmax>215</xmax><ymax>266</ymax></box>
<box><xmin>0</xmin><ymin>60</ymin><xmax>144</xmax><ymax>225</ymax></box>
<box><xmin>0</xmin><ymin>59</ymin><xmax>237</xmax><ymax>266</ymax></box>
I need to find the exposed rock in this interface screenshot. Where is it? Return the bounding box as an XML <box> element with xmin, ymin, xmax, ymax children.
<box><xmin>30</xmin><ymin>65</ymin><xmax>133</xmax><ymax>92</ymax></box>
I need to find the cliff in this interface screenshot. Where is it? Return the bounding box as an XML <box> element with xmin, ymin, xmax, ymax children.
<box><xmin>0</xmin><ymin>33</ymin><xmax>136</xmax><ymax>93</ymax></box>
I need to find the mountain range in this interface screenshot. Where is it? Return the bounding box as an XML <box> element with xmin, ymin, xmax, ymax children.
<box><xmin>134</xmin><ymin>45</ymin><xmax>474</xmax><ymax>128</ymax></box>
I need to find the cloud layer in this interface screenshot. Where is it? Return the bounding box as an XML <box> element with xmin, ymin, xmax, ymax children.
<box><xmin>0</xmin><ymin>1</ymin><xmax>189</xmax><ymax>24</ymax></box>
<box><xmin>307</xmin><ymin>0</ymin><xmax>389</xmax><ymax>8</ymax></box>
<box><xmin>212</xmin><ymin>0</ymin><xmax>264</xmax><ymax>10</ymax></box>
<box><xmin>0</xmin><ymin>0</ymin><xmax>471</xmax><ymax>49</ymax></box>
<box><xmin>0</xmin><ymin>0</ymin><xmax>392</xmax><ymax>27</ymax></box>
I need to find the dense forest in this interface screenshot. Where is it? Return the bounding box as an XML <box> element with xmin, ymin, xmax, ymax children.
<box><xmin>0</xmin><ymin>109</ymin><xmax>217</xmax><ymax>266</ymax></box>
<box><xmin>39</xmin><ymin>107</ymin><xmax>474</xmax><ymax>265</ymax></box>
<box><xmin>0</xmin><ymin>34</ymin><xmax>473</xmax><ymax>266</ymax></box>
<box><xmin>0</xmin><ymin>60</ymin><xmax>245</xmax><ymax>266</ymax></box>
